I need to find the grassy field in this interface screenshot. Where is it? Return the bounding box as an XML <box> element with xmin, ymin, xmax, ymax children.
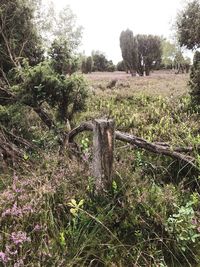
<box><xmin>85</xmin><ymin>71</ymin><xmax>189</xmax><ymax>97</ymax></box>
<box><xmin>1</xmin><ymin>71</ymin><xmax>200</xmax><ymax>266</ymax></box>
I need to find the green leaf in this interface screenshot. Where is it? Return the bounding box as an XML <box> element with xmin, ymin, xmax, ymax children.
<box><xmin>23</xmin><ymin>153</ymin><xmax>29</xmax><ymax>160</ymax></box>
<box><xmin>70</xmin><ymin>208</ymin><xmax>78</xmax><ymax>216</ymax></box>
<box><xmin>60</xmin><ymin>232</ymin><xmax>66</xmax><ymax>246</ymax></box>
<box><xmin>78</xmin><ymin>199</ymin><xmax>84</xmax><ymax>207</ymax></box>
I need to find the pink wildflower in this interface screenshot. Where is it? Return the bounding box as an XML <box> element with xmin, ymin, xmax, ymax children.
<box><xmin>11</xmin><ymin>231</ymin><xmax>31</xmax><ymax>245</ymax></box>
<box><xmin>0</xmin><ymin>252</ymin><xmax>9</xmax><ymax>263</ymax></box>
<box><xmin>33</xmin><ymin>224</ymin><xmax>42</xmax><ymax>232</ymax></box>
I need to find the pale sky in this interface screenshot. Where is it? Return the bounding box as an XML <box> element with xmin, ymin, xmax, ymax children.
<box><xmin>52</xmin><ymin>0</ymin><xmax>186</xmax><ymax>63</ymax></box>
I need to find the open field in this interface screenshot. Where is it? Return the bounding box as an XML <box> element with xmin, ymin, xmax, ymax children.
<box><xmin>85</xmin><ymin>71</ymin><xmax>190</xmax><ymax>98</ymax></box>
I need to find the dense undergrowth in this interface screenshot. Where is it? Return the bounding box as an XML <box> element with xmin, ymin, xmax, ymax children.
<box><xmin>1</xmin><ymin>74</ymin><xmax>200</xmax><ymax>266</ymax></box>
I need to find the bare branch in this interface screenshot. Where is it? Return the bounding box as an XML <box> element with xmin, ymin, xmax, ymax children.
<box><xmin>115</xmin><ymin>130</ymin><xmax>197</xmax><ymax>169</ymax></box>
<box><xmin>68</xmin><ymin>121</ymin><xmax>93</xmax><ymax>143</ymax></box>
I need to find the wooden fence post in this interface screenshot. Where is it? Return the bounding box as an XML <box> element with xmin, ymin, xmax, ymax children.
<box><xmin>93</xmin><ymin>119</ymin><xmax>115</xmax><ymax>195</ymax></box>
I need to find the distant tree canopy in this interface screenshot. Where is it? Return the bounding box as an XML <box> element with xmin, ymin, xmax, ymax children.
<box><xmin>161</xmin><ymin>39</ymin><xmax>191</xmax><ymax>73</ymax></box>
<box><xmin>116</xmin><ymin>61</ymin><xmax>126</xmax><ymax>71</ymax></box>
<box><xmin>51</xmin><ymin>6</ymin><xmax>83</xmax><ymax>51</ymax></box>
<box><xmin>91</xmin><ymin>51</ymin><xmax>115</xmax><ymax>72</ymax></box>
<box><xmin>119</xmin><ymin>30</ymin><xmax>162</xmax><ymax>76</ymax></box>
<box><xmin>161</xmin><ymin>39</ymin><xmax>177</xmax><ymax>68</ymax></box>
<box><xmin>81</xmin><ymin>56</ymin><xmax>93</xmax><ymax>74</ymax></box>
<box><xmin>176</xmin><ymin>0</ymin><xmax>200</xmax><ymax>50</ymax></box>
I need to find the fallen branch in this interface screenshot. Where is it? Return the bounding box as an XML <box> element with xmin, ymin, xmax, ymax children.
<box><xmin>0</xmin><ymin>130</ymin><xmax>24</xmax><ymax>162</ymax></box>
<box><xmin>68</xmin><ymin>121</ymin><xmax>93</xmax><ymax>143</ymax></box>
<box><xmin>68</xmin><ymin>121</ymin><xmax>198</xmax><ymax>169</ymax></box>
<box><xmin>1</xmin><ymin>126</ymin><xmax>38</xmax><ymax>150</ymax></box>
<box><xmin>115</xmin><ymin>131</ymin><xmax>196</xmax><ymax>169</ymax></box>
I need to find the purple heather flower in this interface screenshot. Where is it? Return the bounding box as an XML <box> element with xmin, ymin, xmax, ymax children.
<box><xmin>192</xmin><ymin>218</ymin><xmax>198</xmax><ymax>225</ymax></box>
<box><xmin>11</xmin><ymin>231</ymin><xmax>31</xmax><ymax>245</ymax></box>
<box><xmin>2</xmin><ymin>203</ymin><xmax>33</xmax><ymax>218</ymax></box>
<box><xmin>33</xmin><ymin>224</ymin><xmax>42</xmax><ymax>232</ymax></box>
<box><xmin>0</xmin><ymin>252</ymin><xmax>9</xmax><ymax>263</ymax></box>
<box><xmin>5</xmin><ymin>245</ymin><xmax>17</xmax><ymax>256</ymax></box>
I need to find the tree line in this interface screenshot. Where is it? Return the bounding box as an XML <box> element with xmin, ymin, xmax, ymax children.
<box><xmin>81</xmin><ymin>51</ymin><xmax>115</xmax><ymax>74</ymax></box>
<box><xmin>80</xmin><ymin>33</ymin><xmax>191</xmax><ymax>76</ymax></box>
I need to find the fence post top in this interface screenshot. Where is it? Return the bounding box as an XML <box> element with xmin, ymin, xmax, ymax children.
<box><xmin>93</xmin><ymin>119</ymin><xmax>115</xmax><ymax>124</ymax></box>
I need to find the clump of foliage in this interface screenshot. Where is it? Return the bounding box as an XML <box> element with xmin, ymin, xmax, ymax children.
<box><xmin>0</xmin><ymin>0</ymin><xmax>44</xmax><ymax>74</ymax></box>
<box><xmin>49</xmin><ymin>38</ymin><xmax>79</xmax><ymax>75</ymax></box>
<box><xmin>92</xmin><ymin>51</ymin><xmax>116</xmax><ymax>72</ymax></box>
<box><xmin>176</xmin><ymin>0</ymin><xmax>200</xmax><ymax>50</ymax></box>
<box><xmin>189</xmin><ymin>51</ymin><xmax>200</xmax><ymax>106</ymax></box>
<box><xmin>14</xmin><ymin>61</ymin><xmax>88</xmax><ymax>123</ymax></box>
<box><xmin>116</xmin><ymin>60</ymin><xmax>126</xmax><ymax>71</ymax></box>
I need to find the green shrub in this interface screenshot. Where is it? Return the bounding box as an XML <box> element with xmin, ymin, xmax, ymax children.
<box><xmin>189</xmin><ymin>51</ymin><xmax>200</xmax><ymax>106</ymax></box>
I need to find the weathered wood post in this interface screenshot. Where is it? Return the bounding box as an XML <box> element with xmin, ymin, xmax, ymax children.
<box><xmin>93</xmin><ymin>119</ymin><xmax>115</xmax><ymax>195</ymax></box>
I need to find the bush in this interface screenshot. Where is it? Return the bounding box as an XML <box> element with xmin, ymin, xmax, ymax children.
<box><xmin>189</xmin><ymin>51</ymin><xmax>200</xmax><ymax>106</ymax></box>
<box><xmin>13</xmin><ymin>61</ymin><xmax>88</xmax><ymax>123</ymax></box>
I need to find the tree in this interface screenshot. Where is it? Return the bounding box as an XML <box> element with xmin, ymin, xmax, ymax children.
<box><xmin>81</xmin><ymin>56</ymin><xmax>93</xmax><ymax>74</ymax></box>
<box><xmin>81</xmin><ymin>57</ymin><xmax>87</xmax><ymax>74</ymax></box>
<box><xmin>161</xmin><ymin>39</ymin><xmax>177</xmax><ymax>69</ymax></box>
<box><xmin>92</xmin><ymin>51</ymin><xmax>108</xmax><ymax>71</ymax></box>
<box><xmin>0</xmin><ymin>0</ymin><xmax>88</xmax><ymax>142</ymax></box>
<box><xmin>119</xmin><ymin>29</ymin><xmax>138</xmax><ymax>76</ymax></box>
<box><xmin>0</xmin><ymin>0</ymin><xmax>44</xmax><ymax>77</ymax></box>
<box><xmin>106</xmin><ymin>60</ymin><xmax>116</xmax><ymax>72</ymax></box>
<box><xmin>136</xmin><ymin>35</ymin><xmax>162</xmax><ymax>76</ymax></box>
<box><xmin>116</xmin><ymin>61</ymin><xmax>126</xmax><ymax>71</ymax></box>
<box><xmin>49</xmin><ymin>38</ymin><xmax>79</xmax><ymax>75</ymax></box>
<box><xmin>174</xmin><ymin>50</ymin><xmax>186</xmax><ymax>74</ymax></box>
<box><xmin>92</xmin><ymin>51</ymin><xmax>115</xmax><ymax>72</ymax></box>
<box><xmin>161</xmin><ymin>39</ymin><xmax>191</xmax><ymax>73</ymax></box>
<box><xmin>176</xmin><ymin>0</ymin><xmax>200</xmax><ymax>50</ymax></box>
<box><xmin>86</xmin><ymin>56</ymin><xmax>93</xmax><ymax>73</ymax></box>
<box><xmin>119</xmin><ymin>30</ymin><xmax>162</xmax><ymax>76</ymax></box>
<box><xmin>52</xmin><ymin>5</ymin><xmax>82</xmax><ymax>51</ymax></box>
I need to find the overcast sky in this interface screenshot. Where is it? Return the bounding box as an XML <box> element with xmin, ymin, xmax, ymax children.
<box><xmin>51</xmin><ymin>0</ymin><xmax>186</xmax><ymax>63</ymax></box>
